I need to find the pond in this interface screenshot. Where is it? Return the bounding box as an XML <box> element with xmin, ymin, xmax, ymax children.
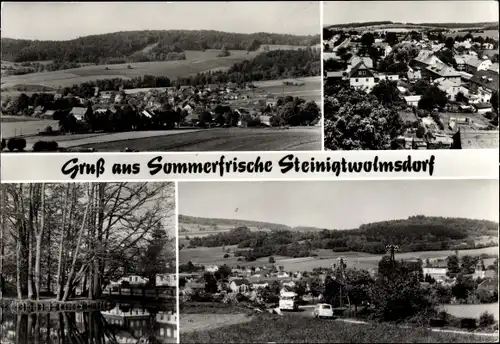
<box><xmin>0</xmin><ymin>303</ymin><xmax>177</xmax><ymax>344</ymax></box>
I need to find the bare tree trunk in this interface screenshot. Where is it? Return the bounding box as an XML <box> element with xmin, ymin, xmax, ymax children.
<box><xmin>56</xmin><ymin>185</ymin><xmax>70</xmax><ymax>301</ymax></box>
<box><xmin>27</xmin><ymin>185</ymin><xmax>34</xmax><ymax>299</ymax></box>
<box><xmin>62</xmin><ymin>184</ymin><xmax>93</xmax><ymax>301</ymax></box>
<box><xmin>34</xmin><ymin>183</ymin><xmax>45</xmax><ymax>300</ymax></box>
<box><xmin>16</xmin><ymin>229</ymin><xmax>22</xmax><ymax>299</ymax></box>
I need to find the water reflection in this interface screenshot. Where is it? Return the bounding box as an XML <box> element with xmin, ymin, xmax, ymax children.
<box><xmin>0</xmin><ymin>303</ymin><xmax>177</xmax><ymax>344</ymax></box>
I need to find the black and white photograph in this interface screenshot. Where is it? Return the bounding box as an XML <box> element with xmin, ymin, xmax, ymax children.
<box><xmin>323</xmin><ymin>1</ymin><xmax>499</xmax><ymax>150</ymax></box>
<box><xmin>0</xmin><ymin>1</ymin><xmax>322</xmax><ymax>153</ymax></box>
<box><xmin>0</xmin><ymin>182</ymin><xmax>177</xmax><ymax>344</ymax></box>
<box><xmin>178</xmin><ymin>180</ymin><xmax>499</xmax><ymax>343</ymax></box>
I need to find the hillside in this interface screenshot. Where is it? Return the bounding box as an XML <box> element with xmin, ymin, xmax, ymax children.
<box><xmin>179</xmin><ymin>215</ymin><xmax>291</xmax><ymax>231</ymax></box>
<box><xmin>186</xmin><ymin>216</ymin><xmax>499</xmax><ymax>258</ymax></box>
<box><xmin>325</xmin><ymin>21</ymin><xmax>499</xmax><ymax>29</ymax></box>
<box><xmin>0</xmin><ymin>30</ymin><xmax>321</xmax><ymax>64</ymax></box>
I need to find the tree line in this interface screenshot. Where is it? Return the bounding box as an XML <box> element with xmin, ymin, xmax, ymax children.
<box><xmin>187</xmin><ymin>216</ymin><xmax>498</xmax><ymax>259</ymax></box>
<box><xmin>0</xmin><ymin>182</ymin><xmax>175</xmax><ymax>300</ymax></box>
<box><xmin>1</xmin><ymin>30</ymin><xmax>320</xmax><ymax>63</ymax></box>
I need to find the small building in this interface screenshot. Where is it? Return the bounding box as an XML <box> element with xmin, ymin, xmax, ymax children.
<box><xmin>251</xmin><ymin>282</ymin><xmax>269</xmax><ymax>290</ymax></box>
<box><xmin>349</xmin><ymin>61</ymin><xmax>376</xmax><ymax>92</ymax></box>
<box><xmin>229</xmin><ymin>279</ymin><xmax>250</xmax><ymax>293</ymax></box>
<box><xmin>205</xmin><ymin>265</ymin><xmax>219</xmax><ymax>273</ymax></box>
<box><xmin>156</xmin><ymin>273</ymin><xmax>176</xmax><ymax>287</ymax></box>
<box><xmin>473</xmin><ymin>102</ymin><xmax>493</xmax><ymax>114</ymax></box>
<box><xmin>40</xmin><ymin>110</ymin><xmax>56</xmax><ymax>119</ymax></box>
<box><xmin>404</xmin><ymin>95</ymin><xmax>421</xmax><ymax>107</ymax></box>
<box><xmin>277</xmin><ymin>271</ymin><xmax>289</xmax><ymax>278</ymax></box>
<box><xmin>69</xmin><ymin>107</ymin><xmax>87</xmax><ymax>122</ymax></box>
<box><xmin>259</xmin><ymin>115</ymin><xmax>271</xmax><ymax>127</ymax></box>
<box><xmin>111</xmin><ymin>275</ymin><xmax>149</xmax><ymax>286</ymax></box>
<box><xmin>407</xmin><ymin>69</ymin><xmax>422</xmax><ymax>81</ymax></box>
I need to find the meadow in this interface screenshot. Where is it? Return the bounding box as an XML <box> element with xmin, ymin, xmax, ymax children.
<box><xmin>444</xmin><ymin>30</ymin><xmax>499</xmax><ymax>39</ymax></box>
<box><xmin>179</xmin><ymin>245</ymin><xmax>499</xmax><ymax>271</ymax></box>
<box><xmin>180</xmin><ymin>312</ymin><xmax>497</xmax><ymax>343</ymax></box>
<box><xmin>0</xmin><ymin>45</ymin><xmax>310</xmax><ymax>89</ymax></box>
<box><xmin>1</xmin><ymin>117</ymin><xmax>59</xmax><ymax>138</ymax></box>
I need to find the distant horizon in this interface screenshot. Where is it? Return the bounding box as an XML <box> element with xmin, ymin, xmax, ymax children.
<box><xmin>0</xmin><ymin>28</ymin><xmax>319</xmax><ymax>42</ymax></box>
<box><xmin>178</xmin><ymin>180</ymin><xmax>499</xmax><ymax>229</ymax></box>
<box><xmin>324</xmin><ymin>20</ymin><xmax>499</xmax><ymax>27</ymax></box>
<box><xmin>324</xmin><ymin>1</ymin><xmax>499</xmax><ymax>27</ymax></box>
<box><xmin>179</xmin><ymin>213</ymin><xmax>498</xmax><ymax>231</ymax></box>
<box><xmin>1</xmin><ymin>1</ymin><xmax>320</xmax><ymax>41</ymax></box>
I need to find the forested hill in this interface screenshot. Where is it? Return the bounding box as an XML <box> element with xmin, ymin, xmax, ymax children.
<box><xmin>187</xmin><ymin>215</ymin><xmax>499</xmax><ymax>256</ymax></box>
<box><xmin>0</xmin><ymin>30</ymin><xmax>320</xmax><ymax>63</ymax></box>
<box><xmin>179</xmin><ymin>214</ymin><xmax>291</xmax><ymax>231</ymax></box>
<box><xmin>325</xmin><ymin>21</ymin><xmax>498</xmax><ymax>29</ymax></box>
<box><xmin>179</xmin><ymin>215</ymin><xmax>327</xmax><ymax>232</ymax></box>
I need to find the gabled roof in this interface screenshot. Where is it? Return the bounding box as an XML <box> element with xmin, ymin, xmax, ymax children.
<box><xmin>70</xmin><ymin>107</ymin><xmax>87</xmax><ymax>116</ymax></box>
<box><xmin>470</xmin><ymin>69</ymin><xmax>499</xmax><ymax>92</ymax></box>
<box><xmin>348</xmin><ymin>61</ymin><xmax>375</xmax><ymax>78</ymax></box>
<box><xmin>231</xmin><ymin>279</ymin><xmax>250</xmax><ymax>286</ymax></box>
<box><xmin>426</xmin><ymin>63</ymin><xmax>460</xmax><ymax>77</ymax></box>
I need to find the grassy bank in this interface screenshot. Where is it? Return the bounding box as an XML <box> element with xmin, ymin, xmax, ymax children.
<box><xmin>180</xmin><ymin>313</ymin><xmax>498</xmax><ymax>343</ymax></box>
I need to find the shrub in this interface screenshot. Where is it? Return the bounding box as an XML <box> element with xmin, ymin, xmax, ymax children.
<box><xmin>479</xmin><ymin>311</ymin><xmax>495</xmax><ymax>328</ymax></box>
<box><xmin>7</xmin><ymin>137</ymin><xmax>26</xmax><ymax>152</ymax></box>
<box><xmin>1</xmin><ymin>138</ymin><xmax>6</xmax><ymax>151</ymax></box>
<box><xmin>33</xmin><ymin>140</ymin><xmax>59</xmax><ymax>152</ymax></box>
<box><xmin>460</xmin><ymin>318</ymin><xmax>477</xmax><ymax>329</ymax></box>
<box><xmin>223</xmin><ymin>253</ymin><xmax>230</xmax><ymax>258</ymax></box>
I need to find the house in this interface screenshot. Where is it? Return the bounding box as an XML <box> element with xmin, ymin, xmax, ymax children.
<box><xmin>69</xmin><ymin>107</ymin><xmax>87</xmax><ymax>121</ymax></box>
<box><xmin>349</xmin><ymin>61</ymin><xmax>376</xmax><ymax>92</ymax></box>
<box><xmin>435</xmin><ymin>78</ymin><xmax>468</xmax><ymax>101</ymax></box>
<box><xmin>229</xmin><ymin>279</ymin><xmax>250</xmax><ymax>293</ymax></box>
<box><xmin>277</xmin><ymin>271</ymin><xmax>289</xmax><ymax>278</ymax></box>
<box><xmin>326</xmin><ymin>71</ymin><xmax>344</xmax><ymax>84</ymax></box>
<box><xmin>423</xmin><ymin>260</ymin><xmax>448</xmax><ymax>281</ymax></box>
<box><xmin>460</xmin><ymin>55</ymin><xmax>492</xmax><ymax>73</ymax></box>
<box><xmin>156</xmin><ymin>273</ymin><xmax>176</xmax><ymax>287</ymax></box>
<box><xmin>489</xmin><ymin>63</ymin><xmax>499</xmax><ymax>74</ymax></box>
<box><xmin>427</xmin><ymin>133</ymin><xmax>453</xmax><ymax>149</ymax></box>
<box><xmin>425</xmin><ymin>62</ymin><xmax>461</xmax><ymax>83</ymax></box>
<box><xmin>40</xmin><ymin>110</ymin><xmax>56</xmax><ymax>120</ymax></box>
<box><xmin>452</xmin><ymin>129</ymin><xmax>499</xmax><ymax>149</ymax></box>
<box><xmin>404</xmin><ymin>95</ymin><xmax>421</xmax><ymax>107</ymax></box>
<box><xmin>266</xmin><ymin>99</ymin><xmax>278</xmax><ymax>108</ymax></box>
<box><xmin>282</xmin><ymin>280</ymin><xmax>296</xmax><ymax>289</ymax></box>
<box><xmin>412</xmin><ymin>50</ymin><xmax>443</xmax><ymax>70</ymax></box>
<box><xmin>185</xmin><ymin>281</ymin><xmax>205</xmax><ymax>292</ymax></box>
<box><xmin>259</xmin><ymin>115</ymin><xmax>271</xmax><ymax>126</ymax></box>
<box><xmin>483</xmin><ymin>43</ymin><xmax>494</xmax><ymax>50</ymax></box>
<box><xmin>251</xmin><ymin>282</ymin><xmax>269</xmax><ymax>290</ymax></box>
<box><xmin>473</xmin><ymin>102</ymin><xmax>493</xmax><ymax>114</ymax></box>
<box><xmin>205</xmin><ymin>265</ymin><xmax>219</xmax><ymax>273</ymax></box>
<box><xmin>469</xmin><ymin>69</ymin><xmax>499</xmax><ymax>101</ymax></box>
<box><xmin>111</xmin><ymin>275</ymin><xmax>149</xmax><ymax>286</ymax></box>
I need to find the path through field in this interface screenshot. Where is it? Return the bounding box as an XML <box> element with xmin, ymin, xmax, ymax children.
<box><xmin>69</xmin><ymin>127</ymin><xmax>322</xmax><ymax>151</ymax></box>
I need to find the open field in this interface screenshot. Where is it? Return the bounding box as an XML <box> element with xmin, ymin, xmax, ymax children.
<box><xmin>66</xmin><ymin>127</ymin><xmax>322</xmax><ymax>151</ymax></box>
<box><xmin>181</xmin><ymin>313</ymin><xmax>253</xmax><ymax>334</ymax></box>
<box><xmin>179</xmin><ymin>245</ymin><xmax>498</xmax><ymax>270</ymax></box>
<box><xmin>275</xmin><ymin>247</ymin><xmax>499</xmax><ymax>272</ymax></box>
<box><xmin>440</xmin><ymin>303</ymin><xmax>499</xmax><ymax>321</ymax></box>
<box><xmin>181</xmin><ymin>312</ymin><xmax>497</xmax><ymax>343</ymax></box>
<box><xmin>0</xmin><ymin>46</ymin><xmax>312</xmax><ymax>89</ymax></box>
<box><xmin>179</xmin><ymin>245</ymin><xmax>281</xmax><ymax>269</ymax></box>
<box><xmin>252</xmin><ymin>76</ymin><xmax>321</xmax><ymax>103</ymax></box>
<box><xmin>444</xmin><ymin>30</ymin><xmax>499</xmax><ymax>39</ymax></box>
<box><xmin>1</xmin><ymin>118</ymin><xmax>59</xmax><ymax>138</ymax></box>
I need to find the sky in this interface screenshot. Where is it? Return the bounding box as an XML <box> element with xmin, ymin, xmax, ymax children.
<box><xmin>324</xmin><ymin>1</ymin><xmax>499</xmax><ymax>26</ymax></box>
<box><xmin>178</xmin><ymin>180</ymin><xmax>499</xmax><ymax>229</ymax></box>
<box><xmin>1</xmin><ymin>1</ymin><xmax>320</xmax><ymax>40</ymax></box>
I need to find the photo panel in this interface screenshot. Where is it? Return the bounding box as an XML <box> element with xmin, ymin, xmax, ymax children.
<box><xmin>1</xmin><ymin>1</ymin><xmax>322</xmax><ymax>153</ymax></box>
<box><xmin>322</xmin><ymin>1</ymin><xmax>499</xmax><ymax>150</ymax></box>
<box><xmin>177</xmin><ymin>180</ymin><xmax>499</xmax><ymax>343</ymax></box>
<box><xmin>0</xmin><ymin>182</ymin><xmax>178</xmax><ymax>343</ymax></box>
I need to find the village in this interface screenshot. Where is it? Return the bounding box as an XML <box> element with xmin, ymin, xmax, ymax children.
<box><xmin>323</xmin><ymin>27</ymin><xmax>499</xmax><ymax>150</ymax></box>
<box><xmin>1</xmin><ymin>77</ymin><xmax>321</xmax><ymax>152</ymax></box>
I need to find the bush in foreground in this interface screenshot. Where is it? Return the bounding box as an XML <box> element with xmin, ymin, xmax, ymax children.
<box><xmin>33</xmin><ymin>140</ymin><xmax>59</xmax><ymax>152</ymax></box>
<box><xmin>7</xmin><ymin>137</ymin><xmax>26</xmax><ymax>152</ymax></box>
<box><xmin>479</xmin><ymin>311</ymin><xmax>496</xmax><ymax>328</ymax></box>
